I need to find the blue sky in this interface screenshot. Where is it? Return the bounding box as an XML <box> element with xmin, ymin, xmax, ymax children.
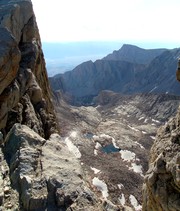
<box><xmin>32</xmin><ymin>0</ymin><xmax>180</xmax><ymax>48</ymax></box>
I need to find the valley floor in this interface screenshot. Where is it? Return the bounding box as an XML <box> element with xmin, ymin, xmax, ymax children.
<box><xmin>54</xmin><ymin>92</ymin><xmax>180</xmax><ymax>210</ymax></box>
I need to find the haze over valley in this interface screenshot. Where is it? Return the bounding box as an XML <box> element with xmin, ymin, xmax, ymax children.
<box><xmin>43</xmin><ymin>42</ymin><xmax>180</xmax><ymax>76</ymax></box>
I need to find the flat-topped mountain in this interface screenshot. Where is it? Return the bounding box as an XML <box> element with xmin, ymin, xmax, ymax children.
<box><xmin>103</xmin><ymin>44</ymin><xmax>166</xmax><ymax>64</ymax></box>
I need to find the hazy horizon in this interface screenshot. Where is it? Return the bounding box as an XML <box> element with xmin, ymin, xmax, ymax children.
<box><xmin>32</xmin><ymin>0</ymin><xmax>180</xmax><ymax>45</ymax></box>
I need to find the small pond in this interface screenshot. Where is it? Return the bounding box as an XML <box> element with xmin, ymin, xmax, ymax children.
<box><xmin>101</xmin><ymin>144</ymin><xmax>121</xmax><ymax>154</ymax></box>
<box><xmin>84</xmin><ymin>132</ymin><xmax>94</xmax><ymax>139</ymax></box>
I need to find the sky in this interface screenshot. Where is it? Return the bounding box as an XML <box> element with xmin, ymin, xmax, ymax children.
<box><xmin>31</xmin><ymin>0</ymin><xmax>180</xmax><ymax>48</ymax></box>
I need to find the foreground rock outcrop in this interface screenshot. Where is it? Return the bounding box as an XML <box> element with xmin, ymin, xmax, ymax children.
<box><xmin>2</xmin><ymin>124</ymin><xmax>101</xmax><ymax>210</ymax></box>
<box><xmin>143</xmin><ymin>106</ymin><xmax>180</xmax><ymax>211</ymax></box>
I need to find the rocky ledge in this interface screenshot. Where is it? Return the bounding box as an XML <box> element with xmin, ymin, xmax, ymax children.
<box><xmin>143</xmin><ymin>106</ymin><xmax>180</xmax><ymax>211</ymax></box>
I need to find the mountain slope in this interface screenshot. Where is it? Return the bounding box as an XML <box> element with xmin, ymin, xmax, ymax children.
<box><xmin>50</xmin><ymin>60</ymin><xmax>145</xmax><ymax>98</ymax></box>
<box><xmin>50</xmin><ymin>45</ymin><xmax>180</xmax><ymax>104</ymax></box>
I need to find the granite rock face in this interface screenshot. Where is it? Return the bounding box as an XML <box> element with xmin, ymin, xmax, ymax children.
<box><xmin>2</xmin><ymin>124</ymin><xmax>101</xmax><ymax>211</ymax></box>
<box><xmin>0</xmin><ymin>0</ymin><xmax>57</xmax><ymax>139</ymax></box>
<box><xmin>143</xmin><ymin>106</ymin><xmax>180</xmax><ymax>210</ymax></box>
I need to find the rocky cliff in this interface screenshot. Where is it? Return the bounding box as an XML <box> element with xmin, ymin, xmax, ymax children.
<box><xmin>142</xmin><ymin>64</ymin><xmax>180</xmax><ymax>210</ymax></box>
<box><xmin>0</xmin><ymin>1</ymin><xmax>104</xmax><ymax>210</ymax></box>
<box><xmin>0</xmin><ymin>0</ymin><xmax>57</xmax><ymax>139</ymax></box>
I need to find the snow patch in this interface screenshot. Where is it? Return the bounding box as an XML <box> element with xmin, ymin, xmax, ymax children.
<box><xmin>150</xmin><ymin>136</ymin><xmax>156</xmax><ymax>140</ymax></box>
<box><xmin>129</xmin><ymin>195</ymin><xmax>142</xmax><ymax>211</ymax></box>
<box><xmin>91</xmin><ymin>167</ymin><xmax>101</xmax><ymax>174</ymax></box>
<box><xmin>142</xmin><ymin>131</ymin><xmax>147</xmax><ymax>134</ymax></box>
<box><xmin>120</xmin><ymin>150</ymin><xmax>136</xmax><ymax>162</ymax></box>
<box><xmin>119</xmin><ymin>193</ymin><xmax>126</xmax><ymax>206</ymax></box>
<box><xmin>95</xmin><ymin>142</ymin><xmax>102</xmax><ymax>149</ymax></box>
<box><xmin>100</xmin><ymin>134</ymin><xmax>112</xmax><ymax>140</ymax></box>
<box><xmin>112</xmin><ymin>138</ymin><xmax>119</xmax><ymax>149</ymax></box>
<box><xmin>94</xmin><ymin>149</ymin><xmax>98</xmax><ymax>156</ymax></box>
<box><xmin>152</xmin><ymin>119</ymin><xmax>160</xmax><ymax>123</ymax></box>
<box><xmin>65</xmin><ymin>137</ymin><xmax>81</xmax><ymax>158</ymax></box>
<box><xmin>128</xmin><ymin>125</ymin><xmax>139</xmax><ymax>132</ymax></box>
<box><xmin>144</xmin><ymin>118</ymin><xmax>148</xmax><ymax>123</ymax></box>
<box><xmin>120</xmin><ymin>150</ymin><xmax>143</xmax><ymax>176</ymax></box>
<box><xmin>118</xmin><ymin>184</ymin><xmax>124</xmax><ymax>190</ymax></box>
<box><xmin>138</xmin><ymin>117</ymin><xmax>144</xmax><ymax>121</ymax></box>
<box><xmin>134</xmin><ymin>141</ymin><xmax>145</xmax><ymax>149</ymax></box>
<box><xmin>129</xmin><ymin>163</ymin><xmax>144</xmax><ymax>177</ymax></box>
<box><xmin>70</xmin><ymin>131</ymin><xmax>77</xmax><ymax>138</ymax></box>
<box><xmin>93</xmin><ymin>135</ymin><xmax>100</xmax><ymax>141</ymax></box>
<box><xmin>92</xmin><ymin>177</ymin><xmax>109</xmax><ymax>199</ymax></box>
<box><xmin>94</xmin><ymin>142</ymin><xmax>102</xmax><ymax>156</ymax></box>
<box><xmin>149</xmin><ymin>86</ymin><xmax>157</xmax><ymax>93</ymax></box>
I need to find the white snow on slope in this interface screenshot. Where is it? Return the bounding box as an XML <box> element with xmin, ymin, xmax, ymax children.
<box><xmin>129</xmin><ymin>163</ymin><xmax>144</xmax><ymax>177</ymax></box>
<box><xmin>91</xmin><ymin>167</ymin><xmax>101</xmax><ymax>174</ymax></box>
<box><xmin>92</xmin><ymin>177</ymin><xmax>109</xmax><ymax>199</ymax></box>
<box><xmin>129</xmin><ymin>195</ymin><xmax>142</xmax><ymax>211</ymax></box>
<box><xmin>94</xmin><ymin>149</ymin><xmax>98</xmax><ymax>156</ymax></box>
<box><xmin>119</xmin><ymin>193</ymin><xmax>126</xmax><ymax>206</ymax></box>
<box><xmin>112</xmin><ymin>138</ymin><xmax>119</xmax><ymax>148</ymax></box>
<box><xmin>65</xmin><ymin>136</ymin><xmax>81</xmax><ymax>158</ymax></box>
<box><xmin>152</xmin><ymin>119</ymin><xmax>160</xmax><ymax>123</ymax></box>
<box><xmin>138</xmin><ymin>116</ymin><xmax>144</xmax><ymax>121</ymax></box>
<box><xmin>118</xmin><ymin>184</ymin><xmax>124</xmax><ymax>189</ymax></box>
<box><xmin>70</xmin><ymin>131</ymin><xmax>77</xmax><ymax>138</ymax></box>
<box><xmin>128</xmin><ymin>125</ymin><xmax>139</xmax><ymax>132</ymax></box>
<box><xmin>94</xmin><ymin>141</ymin><xmax>102</xmax><ymax>155</ymax></box>
<box><xmin>120</xmin><ymin>150</ymin><xmax>136</xmax><ymax>162</ymax></box>
<box><xmin>134</xmin><ymin>141</ymin><xmax>145</xmax><ymax>149</ymax></box>
<box><xmin>95</xmin><ymin>142</ymin><xmax>102</xmax><ymax>149</ymax></box>
<box><xmin>149</xmin><ymin>86</ymin><xmax>157</xmax><ymax>93</ymax></box>
<box><xmin>144</xmin><ymin>118</ymin><xmax>148</xmax><ymax>123</ymax></box>
<box><xmin>120</xmin><ymin>150</ymin><xmax>143</xmax><ymax>177</ymax></box>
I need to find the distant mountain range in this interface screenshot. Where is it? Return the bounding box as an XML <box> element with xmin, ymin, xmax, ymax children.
<box><xmin>42</xmin><ymin>41</ymin><xmax>124</xmax><ymax>76</ymax></box>
<box><xmin>49</xmin><ymin>44</ymin><xmax>180</xmax><ymax>104</ymax></box>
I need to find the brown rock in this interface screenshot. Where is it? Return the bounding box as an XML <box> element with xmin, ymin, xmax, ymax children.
<box><xmin>0</xmin><ymin>0</ymin><xmax>58</xmax><ymax>138</ymax></box>
<box><xmin>0</xmin><ymin>28</ymin><xmax>21</xmax><ymax>95</ymax></box>
<box><xmin>143</xmin><ymin>110</ymin><xmax>180</xmax><ymax>211</ymax></box>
